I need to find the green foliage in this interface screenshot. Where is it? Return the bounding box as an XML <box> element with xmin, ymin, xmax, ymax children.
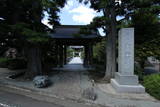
<box><xmin>0</xmin><ymin>21</ymin><xmax>15</xmax><ymax>53</ymax></box>
<box><xmin>41</xmin><ymin>40</ymin><xmax>57</xmax><ymax>65</ymax></box>
<box><xmin>79</xmin><ymin>0</ymin><xmax>160</xmax><ymax>81</ymax></box>
<box><xmin>133</xmin><ymin>11</ymin><xmax>160</xmax><ymax>45</ymax></box>
<box><xmin>0</xmin><ymin>0</ymin><xmax>66</xmax><ymax>46</ymax></box>
<box><xmin>0</xmin><ymin>57</ymin><xmax>10</xmax><ymax>68</ymax></box>
<box><xmin>79</xmin><ymin>26</ymin><xmax>92</xmax><ymax>35</ymax></box>
<box><xmin>67</xmin><ymin>48</ymin><xmax>74</xmax><ymax>58</ymax></box>
<box><xmin>109</xmin><ymin>0</ymin><xmax>160</xmax><ymax>68</ymax></box>
<box><xmin>0</xmin><ymin>0</ymin><xmax>67</xmax><ymax>77</ymax></box>
<box><xmin>28</xmin><ymin>36</ymin><xmax>49</xmax><ymax>43</ymax></box>
<box><xmin>0</xmin><ymin>57</ymin><xmax>9</xmax><ymax>63</ymax></box>
<box><xmin>132</xmin><ymin>10</ymin><xmax>160</xmax><ymax>64</ymax></box>
<box><xmin>143</xmin><ymin>74</ymin><xmax>160</xmax><ymax>100</ymax></box>
<box><xmin>135</xmin><ymin>37</ymin><xmax>160</xmax><ymax>62</ymax></box>
<box><xmin>91</xmin><ymin>16</ymin><xmax>109</xmax><ymax>29</ymax></box>
<box><xmin>10</xmin><ymin>22</ymin><xmax>50</xmax><ymax>43</ymax></box>
<box><xmin>93</xmin><ymin>38</ymin><xmax>106</xmax><ymax>65</ymax></box>
<box><xmin>73</xmin><ymin>33</ymin><xmax>82</xmax><ymax>38</ymax></box>
<box><xmin>0</xmin><ymin>57</ymin><xmax>27</xmax><ymax>69</ymax></box>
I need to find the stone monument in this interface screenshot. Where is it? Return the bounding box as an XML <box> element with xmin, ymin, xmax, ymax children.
<box><xmin>111</xmin><ymin>28</ymin><xmax>145</xmax><ymax>93</ymax></box>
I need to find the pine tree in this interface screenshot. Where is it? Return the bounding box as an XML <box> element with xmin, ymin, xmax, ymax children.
<box><xmin>0</xmin><ymin>0</ymin><xmax>66</xmax><ymax>79</ymax></box>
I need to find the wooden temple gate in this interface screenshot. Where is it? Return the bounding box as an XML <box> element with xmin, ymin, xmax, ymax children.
<box><xmin>49</xmin><ymin>25</ymin><xmax>101</xmax><ymax>68</ymax></box>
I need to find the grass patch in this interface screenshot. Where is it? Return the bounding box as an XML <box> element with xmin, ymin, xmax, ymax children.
<box><xmin>143</xmin><ymin>74</ymin><xmax>160</xmax><ymax>100</ymax></box>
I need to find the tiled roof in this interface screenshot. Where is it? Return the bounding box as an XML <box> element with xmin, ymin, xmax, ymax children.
<box><xmin>49</xmin><ymin>25</ymin><xmax>99</xmax><ymax>39</ymax></box>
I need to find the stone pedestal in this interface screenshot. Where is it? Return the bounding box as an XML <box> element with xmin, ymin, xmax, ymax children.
<box><xmin>111</xmin><ymin>28</ymin><xmax>145</xmax><ymax>93</ymax></box>
<box><xmin>111</xmin><ymin>73</ymin><xmax>145</xmax><ymax>93</ymax></box>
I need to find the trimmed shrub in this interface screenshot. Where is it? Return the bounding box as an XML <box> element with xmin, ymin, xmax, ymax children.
<box><xmin>0</xmin><ymin>57</ymin><xmax>27</xmax><ymax>69</ymax></box>
<box><xmin>143</xmin><ymin>74</ymin><xmax>160</xmax><ymax>100</ymax></box>
<box><xmin>0</xmin><ymin>57</ymin><xmax>10</xmax><ymax>68</ymax></box>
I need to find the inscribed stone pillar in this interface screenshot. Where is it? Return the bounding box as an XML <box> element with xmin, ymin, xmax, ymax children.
<box><xmin>111</xmin><ymin>28</ymin><xmax>145</xmax><ymax>93</ymax></box>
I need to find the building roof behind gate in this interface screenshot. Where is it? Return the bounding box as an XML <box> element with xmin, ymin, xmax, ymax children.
<box><xmin>49</xmin><ymin>25</ymin><xmax>100</xmax><ymax>39</ymax></box>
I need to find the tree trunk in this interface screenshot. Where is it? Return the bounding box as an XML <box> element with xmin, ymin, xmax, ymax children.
<box><xmin>104</xmin><ymin>0</ymin><xmax>117</xmax><ymax>82</ymax></box>
<box><xmin>24</xmin><ymin>45</ymin><xmax>42</xmax><ymax>79</ymax></box>
<box><xmin>64</xmin><ymin>46</ymin><xmax>67</xmax><ymax>65</ymax></box>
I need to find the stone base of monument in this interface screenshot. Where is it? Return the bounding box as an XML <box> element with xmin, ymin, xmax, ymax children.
<box><xmin>111</xmin><ymin>73</ymin><xmax>145</xmax><ymax>93</ymax></box>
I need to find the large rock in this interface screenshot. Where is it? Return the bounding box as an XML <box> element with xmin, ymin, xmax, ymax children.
<box><xmin>33</xmin><ymin>76</ymin><xmax>51</xmax><ymax>88</ymax></box>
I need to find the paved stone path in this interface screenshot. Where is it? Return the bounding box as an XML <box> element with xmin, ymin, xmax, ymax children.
<box><xmin>0</xmin><ymin>58</ymin><xmax>94</xmax><ymax>106</ymax></box>
<box><xmin>53</xmin><ymin>57</ymin><xmax>85</xmax><ymax>71</ymax></box>
<box><xmin>69</xmin><ymin>57</ymin><xmax>83</xmax><ymax>64</ymax></box>
<box><xmin>0</xmin><ymin>57</ymin><xmax>160</xmax><ymax>107</ymax></box>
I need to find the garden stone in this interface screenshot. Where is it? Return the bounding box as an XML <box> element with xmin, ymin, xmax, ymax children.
<box><xmin>33</xmin><ymin>76</ymin><xmax>51</xmax><ymax>88</ymax></box>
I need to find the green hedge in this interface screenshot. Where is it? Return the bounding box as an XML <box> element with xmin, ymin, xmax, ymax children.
<box><xmin>143</xmin><ymin>74</ymin><xmax>160</xmax><ymax>100</ymax></box>
<box><xmin>0</xmin><ymin>57</ymin><xmax>10</xmax><ymax>68</ymax></box>
<box><xmin>0</xmin><ymin>57</ymin><xmax>27</xmax><ymax>69</ymax></box>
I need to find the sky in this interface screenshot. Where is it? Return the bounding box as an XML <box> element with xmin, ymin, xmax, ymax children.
<box><xmin>42</xmin><ymin>0</ymin><xmax>104</xmax><ymax>36</ymax></box>
<box><xmin>59</xmin><ymin>0</ymin><xmax>101</xmax><ymax>25</ymax></box>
